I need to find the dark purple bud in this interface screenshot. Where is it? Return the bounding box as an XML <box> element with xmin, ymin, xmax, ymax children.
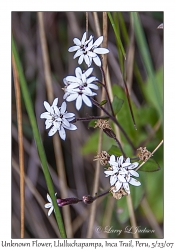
<box><xmin>82</xmin><ymin>195</ymin><xmax>95</xmax><ymax>205</ymax></box>
<box><xmin>57</xmin><ymin>197</ymin><xmax>82</xmax><ymax>207</ymax></box>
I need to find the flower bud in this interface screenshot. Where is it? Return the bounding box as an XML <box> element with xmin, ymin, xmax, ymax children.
<box><xmin>57</xmin><ymin>197</ymin><xmax>81</xmax><ymax>207</ymax></box>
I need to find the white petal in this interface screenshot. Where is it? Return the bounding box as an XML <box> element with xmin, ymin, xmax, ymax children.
<box><xmin>48</xmin><ymin>126</ymin><xmax>57</xmax><ymax>136</ymax></box>
<box><xmin>74</xmin><ymin>49</ymin><xmax>83</xmax><ymax>59</ymax></box>
<box><xmin>87</xmin><ymin>76</ymin><xmax>98</xmax><ymax>84</ymax></box>
<box><xmin>53</xmin><ymin>120</ymin><xmax>61</xmax><ymax>130</ymax></box>
<box><xmin>75</xmin><ymin>67</ymin><xmax>82</xmax><ymax>79</ymax></box>
<box><xmin>66</xmin><ymin>76</ymin><xmax>81</xmax><ymax>83</ymax></box>
<box><xmin>67</xmin><ymin>83</ymin><xmax>80</xmax><ymax>90</ymax></box>
<box><xmin>78</xmin><ymin>54</ymin><xmax>84</xmax><ymax>65</ymax></box>
<box><xmin>93</xmin><ymin>56</ymin><xmax>102</xmax><ymax>67</ymax></box>
<box><xmin>93</xmin><ymin>48</ymin><xmax>109</xmax><ymax>54</ymax></box>
<box><xmin>125</xmin><ymin>157</ymin><xmax>131</xmax><ymax>163</ymax></box>
<box><xmin>63</xmin><ymin>78</ymin><xmax>69</xmax><ymax>86</ymax></box>
<box><xmin>81</xmin><ymin>32</ymin><xmax>86</xmax><ymax>44</ymax></box>
<box><xmin>63</xmin><ymin>123</ymin><xmax>77</xmax><ymax>131</ymax></box>
<box><xmin>82</xmin><ymin>94</ymin><xmax>92</xmax><ymax>107</ymax></box>
<box><xmin>85</xmin><ymin>68</ymin><xmax>93</xmax><ymax>78</ymax></box>
<box><xmin>119</xmin><ymin>168</ymin><xmax>128</xmax><ymax>175</ymax></box>
<box><xmin>66</xmin><ymin>93</ymin><xmax>78</xmax><ymax>102</ymax></box>
<box><xmin>122</xmin><ymin>162</ymin><xmax>131</xmax><ymax>168</ymax></box>
<box><xmin>53</xmin><ymin>106</ymin><xmax>60</xmax><ymax>115</ymax></box>
<box><xmin>129</xmin><ymin>170</ymin><xmax>139</xmax><ymax>177</ymax></box>
<box><xmin>48</xmin><ymin>206</ymin><xmax>54</xmax><ymax>216</ymax></box>
<box><xmin>110</xmin><ymin>175</ymin><xmax>117</xmax><ymax>186</ymax></box>
<box><xmin>87</xmin><ymin>51</ymin><xmax>97</xmax><ymax>58</ymax></box>
<box><xmin>68</xmin><ymin>124</ymin><xmax>77</xmax><ymax>130</ymax></box>
<box><xmin>115</xmin><ymin>181</ymin><xmax>122</xmax><ymax>192</ymax></box>
<box><xmin>59</xmin><ymin>126</ymin><xmax>66</xmax><ymax>140</ymax></box>
<box><xmin>110</xmin><ymin>155</ymin><xmax>116</xmax><ymax>162</ymax></box>
<box><xmin>81</xmin><ymin>72</ymin><xmax>86</xmax><ymax>84</ymax></box>
<box><xmin>123</xmin><ymin>183</ymin><xmax>130</xmax><ymax>194</ymax></box>
<box><xmin>84</xmin><ymin>54</ymin><xmax>91</xmax><ymax>67</ymax></box>
<box><xmin>128</xmin><ymin>162</ymin><xmax>139</xmax><ymax>169</ymax></box>
<box><xmin>61</xmin><ymin>101</ymin><xmax>67</xmax><ymax>114</ymax></box>
<box><xmin>47</xmin><ymin>193</ymin><xmax>52</xmax><ymax>203</ymax></box>
<box><xmin>63</xmin><ymin>92</ymin><xmax>70</xmax><ymax>99</ymax></box>
<box><xmin>73</xmin><ymin>38</ymin><xmax>81</xmax><ymax>46</ymax></box>
<box><xmin>45</xmin><ymin>119</ymin><xmax>53</xmax><ymax>129</ymax></box>
<box><xmin>93</xmin><ymin>36</ymin><xmax>103</xmax><ymax>47</ymax></box>
<box><xmin>88</xmin><ymin>83</ymin><xmax>98</xmax><ymax>90</ymax></box>
<box><xmin>76</xmin><ymin>95</ymin><xmax>82</xmax><ymax>110</ymax></box>
<box><xmin>52</xmin><ymin>98</ymin><xmax>58</xmax><ymax>107</ymax></box>
<box><xmin>87</xmin><ymin>36</ymin><xmax>94</xmax><ymax>46</ymax></box>
<box><xmin>83</xmin><ymin>87</ymin><xmax>92</xmax><ymax>95</ymax></box>
<box><xmin>44</xmin><ymin>101</ymin><xmax>51</xmax><ymax>112</ymax></box>
<box><xmin>129</xmin><ymin>177</ymin><xmax>141</xmax><ymax>186</ymax></box>
<box><xmin>118</xmin><ymin>175</ymin><xmax>127</xmax><ymax>183</ymax></box>
<box><xmin>63</xmin><ymin>112</ymin><xmax>75</xmax><ymax>119</ymax></box>
<box><xmin>104</xmin><ymin>170</ymin><xmax>116</xmax><ymax>176</ymax></box>
<box><xmin>45</xmin><ymin>203</ymin><xmax>52</xmax><ymax>209</ymax></box>
<box><xmin>66</xmin><ymin>116</ymin><xmax>75</xmax><ymax>122</ymax></box>
<box><xmin>62</xmin><ymin>118</ymin><xmax>70</xmax><ymax>127</ymax></box>
<box><xmin>68</xmin><ymin>45</ymin><xmax>80</xmax><ymax>52</ymax></box>
<box><xmin>118</xmin><ymin>156</ymin><xmax>124</xmax><ymax>166</ymax></box>
<box><xmin>40</xmin><ymin>112</ymin><xmax>51</xmax><ymax>119</ymax></box>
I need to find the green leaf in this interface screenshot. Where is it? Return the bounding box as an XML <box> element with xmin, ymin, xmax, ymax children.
<box><xmin>88</xmin><ymin>120</ymin><xmax>97</xmax><ymax>128</ymax></box>
<box><xmin>131</xmin><ymin>12</ymin><xmax>163</xmax><ymax>120</ymax></box>
<box><xmin>108</xmin><ymin>145</ymin><xmax>122</xmax><ymax>156</ymax></box>
<box><xmin>112</xmin><ymin>95</ymin><xmax>124</xmax><ymax>115</ymax></box>
<box><xmin>108</xmin><ymin>12</ymin><xmax>126</xmax><ymax>59</ymax></box>
<box><xmin>100</xmin><ymin>99</ymin><xmax>108</xmax><ymax>106</ymax></box>
<box><xmin>81</xmin><ymin>131</ymin><xmax>99</xmax><ymax>155</ymax></box>
<box><xmin>139</xmin><ymin>158</ymin><xmax>160</xmax><ymax>172</ymax></box>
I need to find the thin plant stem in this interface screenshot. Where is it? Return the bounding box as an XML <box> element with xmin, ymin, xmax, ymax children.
<box><xmin>126</xmin><ymin>194</ymin><xmax>139</xmax><ymax>238</ymax></box>
<box><xmin>86</xmin><ymin>12</ymin><xmax>88</xmax><ymax>40</ymax></box>
<box><xmin>87</xmin><ymin>11</ymin><xmax>106</xmax><ymax>238</ymax></box>
<box><xmin>97</xmin><ymin>75</ymin><xmax>115</xmax><ymax>117</ymax></box>
<box><xmin>136</xmin><ymin>140</ymin><xmax>163</xmax><ymax>171</ymax></box>
<box><xmin>37</xmin><ymin>12</ymin><xmax>72</xmax><ymax>237</ymax></box>
<box><xmin>12</xmin><ymin>54</ymin><xmax>25</xmax><ymax>238</ymax></box>
<box><xmin>73</xmin><ymin>115</ymin><xmax>109</xmax><ymax>123</ymax></box>
<box><xmin>12</xmin><ymin>36</ymin><xmax>66</xmax><ymax>238</ymax></box>
<box><xmin>92</xmin><ymin>12</ymin><xmax>101</xmax><ymax>37</ymax></box>
<box><xmin>86</xmin><ymin>129</ymin><xmax>103</xmax><ymax>238</ymax></box>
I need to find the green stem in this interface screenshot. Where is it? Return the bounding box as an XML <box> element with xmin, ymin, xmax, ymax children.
<box><xmin>107</xmin><ymin>12</ymin><xmax>126</xmax><ymax>60</ymax></box>
<box><xmin>12</xmin><ymin>35</ymin><xmax>67</xmax><ymax>238</ymax></box>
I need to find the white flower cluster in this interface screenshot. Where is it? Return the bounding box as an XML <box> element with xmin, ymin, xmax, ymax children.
<box><xmin>63</xmin><ymin>67</ymin><xmax>98</xmax><ymax>110</ymax></box>
<box><xmin>68</xmin><ymin>32</ymin><xmax>109</xmax><ymax>67</ymax></box>
<box><xmin>104</xmin><ymin>155</ymin><xmax>141</xmax><ymax>194</ymax></box>
<box><xmin>41</xmin><ymin>32</ymin><xmax>110</xmax><ymax>138</ymax></box>
<box><xmin>40</xmin><ymin>98</ymin><xmax>77</xmax><ymax>140</ymax></box>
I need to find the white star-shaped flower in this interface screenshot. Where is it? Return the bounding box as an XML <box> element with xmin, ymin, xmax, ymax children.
<box><xmin>104</xmin><ymin>155</ymin><xmax>141</xmax><ymax>194</ymax></box>
<box><xmin>68</xmin><ymin>32</ymin><xmax>109</xmax><ymax>67</ymax></box>
<box><xmin>63</xmin><ymin>67</ymin><xmax>98</xmax><ymax>110</ymax></box>
<box><xmin>40</xmin><ymin>98</ymin><xmax>77</xmax><ymax>140</ymax></box>
<box><xmin>44</xmin><ymin>193</ymin><xmax>55</xmax><ymax>216</ymax></box>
